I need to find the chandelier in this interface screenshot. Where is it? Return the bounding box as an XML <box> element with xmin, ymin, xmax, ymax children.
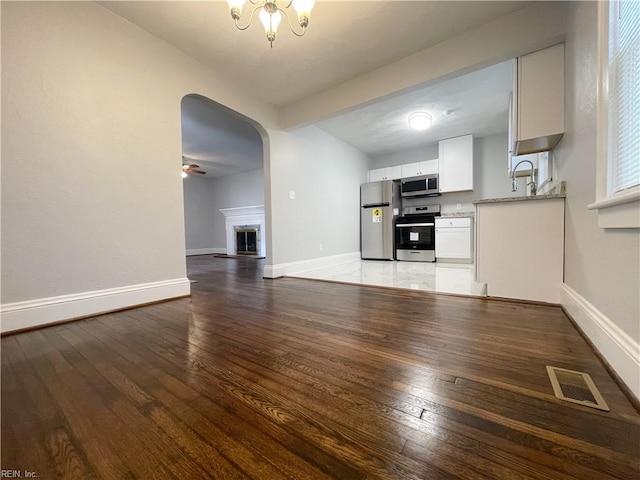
<box><xmin>227</xmin><ymin>1</ymin><xmax>315</xmax><ymax>48</ymax></box>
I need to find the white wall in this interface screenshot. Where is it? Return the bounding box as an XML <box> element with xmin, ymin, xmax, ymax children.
<box><xmin>371</xmin><ymin>134</ymin><xmax>519</xmax><ymax>214</ymax></box>
<box><xmin>0</xmin><ymin>1</ymin><xmax>283</xmax><ymax>331</ymax></box>
<box><xmin>2</xmin><ymin>2</ymin><xmax>184</xmax><ymax>302</ymax></box>
<box><xmin>554</xmin><ymin>2</ymin><xmax>639</xmax><ymax>396</ymax></box>
<box><xmin>0</xmin><ymin>2</ymin><xmax>367</xmax><ymax>324</ymax></box>
<box><xmin>268</xmin><ymin>126</ymin><xmax>370</xmax><ymax>268</ymax></box>
<box><xmin>183</xmin><ymin>169</ymin><xmax>265</xmax><ymax>253</ymax></box>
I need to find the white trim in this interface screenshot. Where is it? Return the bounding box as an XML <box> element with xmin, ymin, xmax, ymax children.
<box><xmin>594</xmin><ymin>199</ymin><xmax>640</xmax><ymax>229</ymax></box>
<box><xmin>560</xmin><ymin>283</ymin><xmax>640</xmax><ymax>401</ymax></box>
<box><xmin>587</xmin><ymin>189</ymin><xmax>640</xmax><ymax>229</ymax></box>
<box><xmin>219</xmin><ymin>205</ymin><xmax>265</xmax><ymax>217</ymax></box>
<box><xmin>588</xmin><ymin>188</ymin><xmax>640</xmax><ymax>210</ymax></box>
<box><xmin>263</xmin><ymin>252</ymin><xmax>361</xmax><ymax>279</ymax></box>
<box><xmin>592</xmin><ymin>1</ymin><xmax>640</xmax><ymax>229</ymax></box>
<box><xmin>186</xmin><ymin>247</ymin><xmax>227</xmax><ymax>256</ymax></box>
<box><xmin>594</xmin><ymin>0</ymin><xmax>610</xmax><ymax>204</ymax></box>
<box><xmin>0</xmin><ymin>278</ymin><xmax>191</xmax><ymax>334</ymax></box>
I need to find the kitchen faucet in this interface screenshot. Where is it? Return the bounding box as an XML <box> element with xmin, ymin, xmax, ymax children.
<box><xmin>511</xmin><ymin>159</ymin><xmax>537</xmax><ymax>196</ymax></box>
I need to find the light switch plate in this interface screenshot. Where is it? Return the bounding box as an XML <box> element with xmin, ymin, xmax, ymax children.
<box><xmin>289</xmin><ymin>190</ymin><xmax>296</xmax><ymax>200</ymax></box>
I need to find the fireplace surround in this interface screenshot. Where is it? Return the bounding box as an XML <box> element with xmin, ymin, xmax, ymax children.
<box><xmin>219</xmin><ymin>205</ymin><xmax>266</xmax><ymax>258</ymax></box>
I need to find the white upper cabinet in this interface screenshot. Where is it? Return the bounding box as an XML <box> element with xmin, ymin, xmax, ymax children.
<box><xmin>401</xmin><ymin>163</ymin><xmax>422</xmax><ymax>178</ymax></box>
<box><xmin>400</xmin><ymin>159</ymin><xmax>438</xmax><ymax>178</ymax></box>
<box><xmin>368</xmin><ymin>165</ymin><xmax>401</xmax><ymax>182</ymax></box>
<box><xmin>513</xmin><ymin>43</ymin><xmax>564</xmax><ymax>155</ymax></box>
<box><xmin>439</xmin><ymin>134</ymin><xmax>474</xmax><ymax>193</ymax></box>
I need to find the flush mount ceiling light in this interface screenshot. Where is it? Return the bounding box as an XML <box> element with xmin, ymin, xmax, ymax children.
<box><xmin>227</xmin><ymin>0</ymin><xmax>315</xmax><ymax>48</ymax></box>
<box><xmin>408</xmin><ymin>112</ymin><xmax>433</xmax><ymax>131</ymax></box>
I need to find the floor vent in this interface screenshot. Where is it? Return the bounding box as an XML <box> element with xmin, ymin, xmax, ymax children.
<box><xmin>546</xmin><ymin>366</ymin><xmax>609</xmax><ymax>411</ymax></box>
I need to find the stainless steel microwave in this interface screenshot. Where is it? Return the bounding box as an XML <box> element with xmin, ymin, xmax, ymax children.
<box><xmin>401</xmin><ymin>174</ymin><xmax>440</xmax><ymax>197</ymax></box>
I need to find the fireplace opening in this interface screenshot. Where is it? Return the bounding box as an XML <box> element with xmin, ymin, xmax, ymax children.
<box><xmin>234</xmin><ymin>226</ymin><xmax>259</xmax><ymax>256</ymax></box>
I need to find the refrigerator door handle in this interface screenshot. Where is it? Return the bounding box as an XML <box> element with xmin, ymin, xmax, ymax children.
<box><xmin>362</xmin><ymin>203</ymin><xmax>391</xmax><ymax>208</ymax></box>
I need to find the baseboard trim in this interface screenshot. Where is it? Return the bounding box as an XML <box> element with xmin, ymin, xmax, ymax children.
<box><xmin>263</xmin><ymin>252</ymin><xmax>360</xmax><ymax>279</ymax></box>
<box><xmin>0</xmin><ymin>278</ymin><xmax>191</xmax><ymax>334</ymax></box>
<box><xmin>560</xmin><ymin>283</ymin><xmax>640</xmax><ymax>402</ymax></box>
<box><xmin>186</xmin><ymin>248</ymin><xmax>226</xmax><ymax>256</ymax></box>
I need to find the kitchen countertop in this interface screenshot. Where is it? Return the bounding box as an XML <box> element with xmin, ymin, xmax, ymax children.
<box><xmin>473</xmin><ymin>193</ymin><xmax>566</xmax><ymax>205</ymax></box>
<box><xmin>439</xmin><ymin>212</ymin><xmax>475</xmax><ymax>217</ymax></box>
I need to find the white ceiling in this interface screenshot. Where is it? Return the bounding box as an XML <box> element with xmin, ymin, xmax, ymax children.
<box><xmin>316</xmin><ymin>60</ymin><xmax>514</xmax><ymax>156</ymax></box>
<box><xmin>101</xmin><ymin>1</ymin><xmax>528</xmax><ymax>176</ymax></box>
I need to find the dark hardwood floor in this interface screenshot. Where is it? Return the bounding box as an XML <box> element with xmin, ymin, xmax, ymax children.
<box><xmin>2</xmin><ymin>256</ymin><xmax>639</xmax><ymax>479</ymax></box>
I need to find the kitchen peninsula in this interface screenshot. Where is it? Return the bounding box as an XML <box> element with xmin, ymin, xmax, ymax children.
<box><xmin>475</xmin><ymin>193</ymin><xmax>566</xmax><ymax>303</ymax></box>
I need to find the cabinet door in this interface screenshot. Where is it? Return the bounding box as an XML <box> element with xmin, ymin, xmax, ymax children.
<box><xmin>421</xmin><ymin>160</ymin><xmax>438</xmax><ymax>175</ymax></box>
<box><xmin>401</xmin><ymin>163</ymin><xmax>421</xmax><ymax>178</ymax></box>
<box><xmin>508</xmin><ymin>58</ymin><xmax>518</xmax><ymax>155</ymax></box>
<box><xmin>516</xmin><ymin>43</ymin><xmax>564</xmax><ymax>154</ymax></box>
<box><xmin>476</xmin><ymin>199</ymin><xmax>564</xmax><ymax>302</ymax></box>
<box><xmin>435</xmin><ymin>227</ymin><xmax>471</xmax><ymax>259</ymax></box>
<box><xmin>387</xmin><ymin>165</ymin><xmax>402</xmax><ymax>180</ymax></box>
<box><xmin>368</xmin><ymin>168</ymin><xmax>386</xmax><ymax>182</ymax></box>
<box><xmin>439</xmin><ymin>134</ymin><xmax>474</xmax><ymax>193</ymax></box>
<box><xmin>508</xmin><ymin>94</ymin><xmax>514</xmax><ymax>173</ymax></box>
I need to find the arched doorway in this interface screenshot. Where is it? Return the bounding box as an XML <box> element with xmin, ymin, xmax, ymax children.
<box><xmin>180</xmin><ymin>94</ymin><xmax>267</xmax><ymax>260</ymax></box>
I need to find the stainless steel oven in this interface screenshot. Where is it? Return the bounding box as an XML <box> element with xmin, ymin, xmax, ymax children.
<box><xmin>395</xmin><ymin>205</ymin><xmax>440</xmax><ymax>262</ymax></box>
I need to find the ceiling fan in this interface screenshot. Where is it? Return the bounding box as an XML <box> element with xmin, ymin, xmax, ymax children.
<box><xmin>182</xmin><ymin>163</ymin><xmax>206</xmax><ymax>175</ymax></box>
<box><xmin>181</xmin><ymin>156</ymin><xmax>206</xmax><ymax>176</ymax></box>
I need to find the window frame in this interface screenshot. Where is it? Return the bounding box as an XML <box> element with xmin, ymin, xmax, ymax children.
<box><xmin>588</xmin><ymin>0</ymin><xmax>639</xmax><ymax>228</ymax></box>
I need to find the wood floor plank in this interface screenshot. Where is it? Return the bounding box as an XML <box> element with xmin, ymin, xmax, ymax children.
<box><xmin>2</xmin><ymin>256</ymin><xmax>639</xmax><ymax>479</ymax></box>
<box><xmin>72</xmin><ymin>313</ymin><xmax>359</xmax><ymax>480</ymax></box>
<box><xmin>92</xmin><ymin>313</ymin><xmax>446</xmax><ymax>479</ymax></box>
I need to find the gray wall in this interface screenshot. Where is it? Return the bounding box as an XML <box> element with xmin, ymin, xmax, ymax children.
<box><xmin>184</xmin><ymin>174</ymin><xmax>217</xmax><ymax>251</ymax></box>
<box><xmin>371</xmin><ymin>134</ymin><xmax>520</xmax><ymax>214</ymax></box>
<box><xmin>555</xmin><ymin>2</ymin><xmax>639</xmax><ymax>341</ymax></box>
<box><xmin>269</xmin><ymin>126</ymin><xmax>370</xmax><ymax>263</ymax></box>
<box><xmin>0</xmin><ymin>1</ymin><xmax>283</xmax><ymax>306</ymax></box>
<box><xmin>0</xmin><ymin>1</ymin><xmax>368</xmax><ymax>305</ymax></box>
<box><xmin>2</xmin><ymin>1</ymin><xmax>188</xmax><ymax>301</ymax></box>
<box><xmin>183</xmin><ymin>169</ymin><xmax>265</xmax><ymax>251</ymax></box>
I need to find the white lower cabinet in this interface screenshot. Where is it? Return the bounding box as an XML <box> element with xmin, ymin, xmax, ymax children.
<box><xmin>475</xmin><ymin>198</ymin><xmax>564</xmax><ymax>303</ymax></box>
<box><xmin>435</xmin><ymin>217</ymin><xmax>473</xmax><ymax>263</ymax></box>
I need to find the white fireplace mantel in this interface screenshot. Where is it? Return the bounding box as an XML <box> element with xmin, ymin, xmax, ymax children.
<box><xmin>219</xmin><ymin>205</ymin><xmax>266</xmax><ymax>257</ymax></box>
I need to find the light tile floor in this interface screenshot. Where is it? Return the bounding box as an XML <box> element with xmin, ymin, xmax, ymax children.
<box><xmin>288</xmin><ymin>259</ymin><xmax>487</xmax><ymax>296</ymax></box>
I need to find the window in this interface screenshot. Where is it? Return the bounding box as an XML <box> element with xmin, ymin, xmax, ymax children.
<box><xmin>590</xmin><ymin>0</ymin><xmax>640</xmax><ymax>228</ymax></box>
<box><xmin>608</xmin><ymin>0</ymin><xmax>640</xmax><ymax>194</ymax></box>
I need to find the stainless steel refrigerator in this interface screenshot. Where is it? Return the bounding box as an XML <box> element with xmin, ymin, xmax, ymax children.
<box><xmin>360</xmin><ymin>180</ymin><xmax>401</xmax><ymax>260</ymax></box>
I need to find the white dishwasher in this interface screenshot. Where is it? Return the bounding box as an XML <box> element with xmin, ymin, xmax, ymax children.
<box><xmin>435</xmin><ymin>217</ymin><xmax>473</xmax><ymax>263</ymax></box>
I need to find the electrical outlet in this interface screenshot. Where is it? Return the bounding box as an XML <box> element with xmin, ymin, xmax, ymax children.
<box><xmin>319</xmin><ymin>244</ymin><xmax>324</xmax><ymax>252</ymax></box>
<box><xmin>456</xmin><ymin>203</ymin><xmax>462</xmax><ymax>210</ymax></box>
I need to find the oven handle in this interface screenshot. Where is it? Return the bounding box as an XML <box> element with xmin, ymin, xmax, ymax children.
<box><xmin>396</xmin><ymin>223</ymin><xmax>434</xmax><ymax>227</ymax></box>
